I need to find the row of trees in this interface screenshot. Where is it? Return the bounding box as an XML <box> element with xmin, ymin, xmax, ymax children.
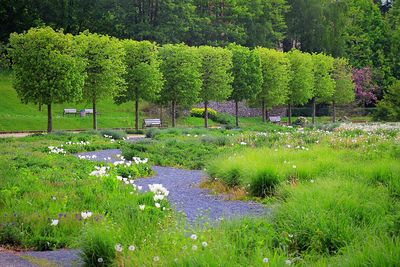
<box><xmin>9</xmin><ymin>27</ymin><xmax>355</xmax><ymax>132</ymax></box>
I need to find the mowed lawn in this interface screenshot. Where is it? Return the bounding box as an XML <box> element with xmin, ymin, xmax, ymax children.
<box><xmin>0</xmin><ymin>71</ymin><xmax>139</xmax><ymax>131</ymax></box>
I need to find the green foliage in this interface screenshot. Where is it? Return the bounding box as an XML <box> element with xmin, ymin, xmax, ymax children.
<box><xmin>76</xmin><ymin>31</ymin><xmax>126</xmax><ymax>129</ymax></box>
<box><xmin>287</xmin><ymin>50</ymin><xmax>314</xmax><ymax>105</ymax></box>
<box><xmin>159</xmin><ymin>44</ymin><xmax>202</xmax><ymax>126</ymax></box>
<box><xmin>8</xmin><ymin>27</ymin><xmax>86</xmax><ymax>132</ymax></box>
<box><xmin>312</xmin><ymin>53</ymin><xmax>335</xmax><ymax>102</ymax></box>
<box><xmin>98</xmin><ymin>130</ymin><xmax>127</xmax><ymax>140</ymax></box>
<box><xmin>227</xmin><ymin>44</ymin><xmax>262</xmax><ymax>103</ymax></box>
<box><xmin>256</xmin><ymin>48</ymin><xmax>292</xmax><ymax>108</ymax></box>
<box><xmin>190</xmin><ymin>108</ymin><xmax>218</xmax><ymax>121</ymax></box>
<box><xmin>332</xmin><ymin>58</ymin><xmax>355</xmax><ymax>104</ymax></box>
<box><xmin>274</xmin><ymin>178</ymin><xmax>391</xmax><ymax>255</ymax></box>
<box><xmin>198</xmin><ymin>46</ymin><xmax>233</xmax><ymax>126</ymax></box>
<box><xmin>374</xmin><ymin>80</ymin><xmax>400</xmax><ymax>121</ymax></box>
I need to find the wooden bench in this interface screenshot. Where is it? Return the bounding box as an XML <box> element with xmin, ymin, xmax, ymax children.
<box><xmin>143</xmin><ymin>118</ymin><xmax>162</xmax><ymax>128</ymax></box>
<box><xmin>63</xmin><ymin>108</ymin><xmax>77</xmax><ymax>116</ymax></box>
<box><xmin>269</xmin><ymin>116</ymin><xmax>281</xmax><ymax>123</ymax></box>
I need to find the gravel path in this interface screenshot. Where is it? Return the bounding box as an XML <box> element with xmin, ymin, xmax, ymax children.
<box><xmin>76</xmin><ymin>148</ymin><xmax>268</xmax><ymax>222</ymax></box>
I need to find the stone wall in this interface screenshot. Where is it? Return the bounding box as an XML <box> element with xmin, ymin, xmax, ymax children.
<box><xmin>194</xmin><ymin>101</ymin><xmax>287</xmax><ymax>117</ymax></box>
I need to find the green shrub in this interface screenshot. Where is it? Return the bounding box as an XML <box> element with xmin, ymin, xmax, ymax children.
<box><xmin>249</xmin><ymin>169</ymin><xmax>281</xmax><ymax>197</ymax></box>
<box><xmin>374</xmin><ymin>80</ymin><xmax>400</xmax><ymax>121</ymax></box>
<box><xmin>145</xmin><ymin>128</ymin><xmax>160</xmax><ymax>138</ymax></box>
<box><xmin>0</xmin><ymin>224</ymin><xmax>23</xmax><ymax>246</ymax></box>
<box><xmin>200</xmin><ymin>136</ymin><xmax>229</xmax><ymax>146</ymax></box>
<box><xmin>99</xmin><ymin>130</ymin><xmax>127</xmax><ymax>140</ymax></box>
<box><xmin>190</xmin><ymin>108</ymin><xmax>218</xmax><ymax>121</ymax></box>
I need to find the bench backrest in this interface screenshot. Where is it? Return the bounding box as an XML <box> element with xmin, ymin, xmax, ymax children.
<box><xmin>84</xmin><ymin>109</ymin><xmax>93</xmax><ymax>113</ymax></box>
<box><xmin>64</xmin><ymin>109</ymin><xmax>77</xmax><ymax>113</ymax></box>
<box><xmin>269</xmin><ymin>116</ymin><xmax>281</xmax><ymax>122</ymax></box>
<box><xmin>144</xmin><ymin>119</ymin><xmax>161</xmax><ymax>126</ymax></box>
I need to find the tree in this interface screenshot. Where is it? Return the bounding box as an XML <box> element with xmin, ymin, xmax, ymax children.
<box><xmin>311</xmin><ymin>53</ymin><xmax>335</xmax><ymax>124</ymax></box>
<box><xmin>76</xmin><ymin>31</ymin><xmax>126</xmax><ymax>130</ymax></box>
<box><xmin>331</xmin><ymin>58</ymin><xmax>355</xmax><ymax>122</ymax></box>
<box><xmin>8</xmin><ymin>27</ymin><xmax>85</xmax><ymax>132</ymax></box>
<box><xmin>286</xmin><ymin>50</ymin><xmax>314</xmax><ymax>124</ymax></box>
<box><xmin>374</xmin><ymin>80</ymin><xmax>400</xmax><ymax>121</ymax></box>
<box><xmin>159</xmin><ymin>44</ymin><xmax>202</xmax><ymax>127</ymax></box>
<box><xmin>115</xmin><ymin>40</ymin><xmax>163</xmax><ymax>130</ymax></box>
<box><xmin>255</xmin><ymin>48</ymin><xmax>291</xmax><ymax>122</ymax></box>
<box><xmin>198</xmin><ymin>46</ymin><xmax>233</xmax><ymax>128</ymax></box>
<box><xmin>352</xmin><ymin>67</ymin><xmax>379</xmax><ymax>106</ymax></box>
<box><xmin>386</xmin><ymin>0</ymin><xmax>400</xmax><ymax>80</ymax></box>
<box><xmin>228</xmin><ymin>44</ymin><xmax>262</xmax><ymax>126</ymax></box>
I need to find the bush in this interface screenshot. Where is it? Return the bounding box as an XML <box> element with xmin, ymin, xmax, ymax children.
<box><xmin>249</xmin><ymin>169</ymin><xmax>281</xmax><ymax>197</ymax></box>
<box><xmin>374</xmin><ymin>81</ymin><xmax>400</xmax><ymax>121</ymax></box>
<box><xmin>190</xmin><ymin>108</ymin><xmax>218</xmax><ymax>121</ymax></box>
<box><xmin>292</xmin><ymin>116</ymin><xmax>309</xmax><ymax>126</ymax></box>
<box><xmin>145</xmin><ymin>128</ymin><xmax>160</xmax><ymax>138</ymax></box>
<box><xmin>99</xmin><ymin>130</ymin><xmax>127</xmax><ymax>140</ymax></box>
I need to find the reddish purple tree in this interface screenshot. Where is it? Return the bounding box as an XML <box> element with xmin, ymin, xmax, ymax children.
<box><xmin>352</xmin><ymin>67</ymin><xmax>379</xmax><ymax>106</ymax></box>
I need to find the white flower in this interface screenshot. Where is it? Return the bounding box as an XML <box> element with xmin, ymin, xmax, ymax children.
<box><xmin>115</xmin><ymin>244</ymin><xmax>123</xmax><ymax>252</ymax></box>
<box><xmin>190</xmin><ymin>234</ymin><xmax>197</xmax><ymax>240</ymax></box>
<box><xmin>155</xmin><ymin>203</ymin><xmax>161</xmax><ymax>208</ymax></box>
<box><xmin>288</xmin><ymin>234</ymin><xmax>293</xmax><ymax>238</ymax></box>
<box><xmin>292</xmin><ymin>165</ymin><xmax>297</xmax><ymax>169</ymax></box>
<box><xmin>310</xmin><ymin>179</ymin><xmax>315</xmax><ymax>183</ymax></box>
<box><xmin>285</xmin><ymin>259</ymin><xmax>292</xmax><ymax>265</ymax></box>
<box><xmin>153</xmin><ymin>194</ymin><xmax>165</xmax><ymax>201</ymax></box>
<box><xmin>263</xmin><ymin>258</ymin><xmax>269</xmax><ymax>263</ymax></box>
<box><xmin>240</xmin><ymin>142</ymin><xmax>247</xmax><ymax>145</ymax></box>
<box><xmin>153</xmin><ymin>256</ymin><xmax>160</xmax><ymax>262</ymax></box>
<box><xmin>192</xmin><ymin>245</ymin><xmax>198</xmax><ymax>251</ymax></box>
<box><xmin>139</xmin><ymin>205</ymin><xmax>145</xmax><ymax>210</ymax></box>
<box><xmin>137</xmin><ymin>186</ymin><xmax>142</xmax><ymax>191</ymax></box>
<box><xmin>201</xmin><ymin>241</ymin><xmax>208</xmax><ymax>247</ymax></box>
<box><xmin>81</xmin><ymin>211</ymin><xmax>93</xmax><ymax>219</ymax></box>
<box><xmin>51</xmin><ymin>219</ymin><xmax>59</xmax><ymax>226</ymax></box>
<box><xmin>128</xmin><ymin>245</ymin><xmax>135</xmax><ymax>251</ymax></box>
<box><xmin>98</xmin><ymin>258</ymin><xmax>103</xmax><ymax>263</ymax></box>
<box><xmin>148</xmin><ymin>184</ymin><xmax>169</xmax><ymax>197</ymax></box>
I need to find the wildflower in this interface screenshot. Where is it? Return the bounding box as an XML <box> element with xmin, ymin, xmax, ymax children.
<box><xmin>192</xmin><ymin>245</ymin><xmax>198</xmax><ymax>251</ymax></box>
<box><xmin>292</xmin><ymin>165</ymin><xmax>297</xmax><ymax>169</ymax></box>
<box><xmin>128</xmin><ymin>245</ymin><xmax>135</xmax><ymax>251</ymax></box>
<box><xmin>288</xmin><ymin>234</ymin><xmax>293</xmax><ymax>238</ymax></box>
<box><xmin>115</xmin><ymin>244</ymin><xmax>123</xmax><ymax>252</ymax></box>
<box><xmin>155</xmin><ymin>203</ymin><xmax>161</xmax><ymax>208</ymax></box>
<box><xmin>139</xmin><ymin>205</ymin><xmax>145</xmax><ymax>210</ymax></box>
<box><xmin>154</xmin><ymin>195</ymin><xmax>165</xmax><ymax>201</ymax></box>
<box><xmin>51</xmin><ymin>219</ymin><xmax>59</xmax><ymax>226</ymax></box>
<box><xmin>263</xmin><ymin>258</ymin><xmax>269</xmax><ymax>263</ymax></box>
<box><xmin>202</xmin><ymin>241</ymin><xmax>208</xmax><ymax>247</ymax></box>
<box><xmin>52</xmin><ymin>196</ymin><xmax>56</xmax><ymax>201</ymax></box>
<box><xmin>153</xmin><ymin>256</ymin><xmax>160</xmax><ymax>262</ymax></box>
<box><xmin>81</xmin><ymin>211</ymin><xmax>93</xmax><ymax>219</ymax></box>
<box><xmin>285</xmin><ymin>259</ymin><xmax>292</xmax><ymax>265</ymax></box>
<box><xmin>98</xmin><ymin>258</ymin><xmax>103</xmax><ymax>263</ymax></box>
<box><xmin>240</xmin><ymin>142</ymin><xmax>247</xmax><ymax>145</ymax></box>
<box><xmin>310</xmin><ymin>179</ymin><xmax>315</xmax><ymax>183</ymax></box>
<box><xmin>137</xmin><ymin>186</ymin><xmax>143</xmax><ymax>191</ymax></box>
<box><xmin>190</xmin><ymin>234</ymin><xmax>197</xmax><ymax>240</ymax></box>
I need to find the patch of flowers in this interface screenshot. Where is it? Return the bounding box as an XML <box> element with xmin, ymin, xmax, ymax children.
<box><xmin>48</xmin><ymin>146</ymin><xmax>66</xmax><ymax>154</ymax></box>
<box><xmin>89</xmin><ymin>166</ymin><xmax>109</xmax><ymax>177</ymax></box>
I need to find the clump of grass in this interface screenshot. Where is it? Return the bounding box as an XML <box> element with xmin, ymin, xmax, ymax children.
<box><xmin>99</xmin><ymin>130</ymin><xmax>127</xmax><ymax>140</ymax></box>
<box><xmin>145</xmin><ymin>128</ymin><xmax>160</xmax><ymax>138</ymax></box>
<box><xmin>249</xmin><ymin>169</ymin><xmax>281</xmax><ymax>197</ymax></box>
<box><xmin>273</xmin><ymin>178</ymin><xmax>391</xmax><ymax>255</ymax></box>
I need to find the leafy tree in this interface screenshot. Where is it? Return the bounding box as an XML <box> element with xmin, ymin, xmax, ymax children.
<box><xmin>374</xmin><ymin>80</ymin><xmax>400</xmax><ymax>121</ymax></box>
<box><xmin>198</xmin><ymin>46</ymin><xmax>233</xmax><ymax>128</ymax></box>
<box><xmin>227</xmin><ymin>44</ymin><xmax>262</xmax><ymax>126</ymax></box>
<box><xmin>386</xmin><ymin>0</ymin><xmax>400</xmax><ymax>80</ymax></box>
<box><xmin>311</xmin><ymin>53</ymin><xmax>335</xmax><ymax>124</ymax></box>
<box><xmin>76</xmin><ymin>31</ymin><xmax>126</xmax><ymax>130</ymax></box>
<box><xmin>286</xmin><ymin>50</ymin><xmax>314</xmax><ymax>124</ymax></box>
<box><xmin>159</xmin><ymin>44</ymin><xmax>202</xmax><ymax>127</ymax></box>
<box><xmin>331</xmin><ymin>58</ymin><xmax>355</xmax><ymax>122</ymax></box>
<box><xmin>115</xmin><ymin>40</ymin><xmax>163</xmax><ymax>130</ymax></box>
<box><xmin>255</xmin><ymin>48</ymin><xmax>291</xmax><ymax>122</ymax></box>
<box><xmin>8</xmin><ymin>27</ymin><xmax>86</xmax><ymax>132</ymax></box>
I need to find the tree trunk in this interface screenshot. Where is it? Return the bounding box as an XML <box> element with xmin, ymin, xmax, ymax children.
<box><xmin>332</xmin><ymin>101</ymin><xmax>336</xmax><ymax>123</ymax></box>
<box><xmin>171</xmin><ymin>100</ymin><xmax>176</xmax><ymax>127</ymax></box>
<box><xmin>39</xmin><ymin>103</ymin><xmax>42</xmax><ymax>112</ymax></box>
<box><xmin>288</xmin><ymin>104</ymin><xmax>292</xmax><ymax>125</ymax></box>
<box><xmin>235</xmin><ymin>100</ymin><xmax>239</xmax><ymax>127</ymax></box>
<box><xmin>160</xmin><ymin>106</ymin><xmax>163</xmax><ymax>123</ymax></box>
<box><xmin>266</xmin><ymin>108</ymin><xmax>269</xmax><ymax>121</ymax></box>
<box><xmin>135</xmin><ymin>96</ymin><xmax>139</xmax><ymax>131</ymax></box>
<box><xmin>93</xmin><ymin>97</ymin><xmax>97</xmax><ymax>130</ymax></box>
<box><xmin>47</xmin><ymin>104</ymin><xmax>52</xmax><ymax>133</ymax></box>
<box><xmin>312</xmin><ymin>97</ymin><xmax>316</xmax><ymax>124</ymax></box>
<box><xmin>262</xmin><ymin>98</ymin><xmax>266</xmax><ymax>122</ymax></box>
<box><xmin>204</xmin><ymin>101</ymin><xmax>209</xmax><ymax>128</ymax></box>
